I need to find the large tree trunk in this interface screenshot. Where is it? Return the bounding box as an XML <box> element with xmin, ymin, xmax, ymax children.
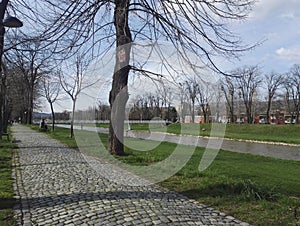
<box><xmin>50</xmin><ymin>102</ymin><xmax>55</xmax><ymax>131</ymax></box>
<box><xmin>246</xmin><ymin>104</ymin><xmax>252</xmax><ymax>124</ymax></box>
<box><xmin>28</xmin><ymin>87</ymin><xmax>34</xmax><ymax>124</ymax></box>
<box><xmin>266</xmin><ymin>96</ymin><xmax>272</xmax><ymax>124</ymax></box>
<box><xmin>0</xmin><ymin>97</ymin><xmax>2</xmax><ymax>141</ymax></box>
<box><xmin>230</xmin><ymin>94</ymin><xmax>234</xmax><ymax>123</ymax></box>
<box><xmin>0</xmin><ymin>0</ymin><xmax>9</xmax><ymax>140</ymax></box>
<box><xmin>3</xmin><ymin>86</ymin><xmax>8</xmax><ymax>133</ymax></box>
<box><xmin>0</xmin><ymin>76</ymin><xmax>4</xmax><ymax>140</ymax></box>
<box><xmin>191</xmin><ymin>100</ymin><xmax>195</xmax><ymax>123</ymax></box>
<box><xmin>70</xmin><ymin>99</ymin><xmax>76</xmax><ymax>138</ymax></box>
<box><xmin>109</xmin><ymin>0</ymin><xmax>132</xmax><ymax>156</ymax></box>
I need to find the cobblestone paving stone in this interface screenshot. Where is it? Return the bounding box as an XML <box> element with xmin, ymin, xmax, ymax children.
<box><xmin>12</xmin><ymin>125</ymin><xmax>250</xmax><ymax>225</ymax></box>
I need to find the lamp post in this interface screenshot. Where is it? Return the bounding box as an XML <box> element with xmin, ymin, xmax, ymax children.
<box><xmin>0</xmin><ymin>0</ymin><xmax>23</xmax><ymax>65</ymax></box>
<box><xmin>0</xmin><ymin>0</ymin><xmax>23</xmax><ymax>140</ymax></box>
<box><xmin>0</xmin><ymin>16</ymin><xmax>23</xmax><ymax>63</ymax></box>
<box><xmin>3</xmin><ymin>16</ymin><xmax>23</xmax><ymax>27</ymax></box>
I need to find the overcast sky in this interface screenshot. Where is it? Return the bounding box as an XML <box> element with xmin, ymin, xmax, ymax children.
<box><xmin>44</xmin><ymin>0</ymin><xmax>300</xmax><ymax>113</ymax></box>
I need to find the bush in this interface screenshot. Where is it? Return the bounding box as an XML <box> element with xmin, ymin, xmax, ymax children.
<box><xmin>241</xmin><ymin>179</ymin><xmax>281</xmax><ymax>201</ymax></box>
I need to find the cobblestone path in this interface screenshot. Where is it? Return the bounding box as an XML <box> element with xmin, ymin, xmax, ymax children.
<box><xmin>12</xmin><ymin>125</ymin><xmax>249</xmax><ymax>225</ymax></box>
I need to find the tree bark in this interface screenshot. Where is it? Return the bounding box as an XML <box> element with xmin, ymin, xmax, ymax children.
<box><xmin>0</xmin><ymin>85</ymin><xmax>3</xmax><ymax>140</ymax></box>
<box><xmin>191</xmin><ymin>99</ymin><xmax>195</xmax><ymax>123</ymax></box>
<box><xmin>70</xmin><ymin>99</ymin><xmax>76</xmax><ymax>138</ymax></box>
<box><xmin>0</xmin><ymin>0</ymin><xmax>9</xmax><ymax>140</ymax></box>
<box><xmin>2</xmin><ymin>71</ymin><xmax>8</xmax><ymax>133</ymax></box>
<box><xmin>28</xmin><ymin>89</ymin><xmax>33</xmax><ymax>124</ymax></box>
<box><xmin>50</xmin><ymin>102</ymin><xmax>55</xmax><ymax>131</ymax></box>
<box><xmin>230</xmin><ymin>93</ymin><xmax>234</xmax><ymax>123</ymax></box>
<box><xmin>109</xmin><ymin>0</ymin><xmax>132</xmax><ymax>155</ymax></box>
<box><xmin>266</xmin><ymin>96</ymin><xmax>272</xmax><ymax>124</ymax></box>
<box><xmin>246</xmin><ymin>104</ymin><xmax>252</xmax><ymax>124</ymax></box>
<box><xmin>296</xmin><ymin>94</ymin><xmax>300</xmax><ymax>124</ymax></box>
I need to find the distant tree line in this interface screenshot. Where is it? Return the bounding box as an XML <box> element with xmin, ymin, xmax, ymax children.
<box><xmin>70</xmin><ymin>93</ymin><xmax>178</xmax><ymax>123</ymax></box>
<box><xmin>220</xmin><ymin>64</ymin><xmax>300</xmax><ymax>124</ymax></box>
<box><xmin>128</xmin><ymin>94</ymin><xmax>177</xmax><ymax>122</ymax></box>
<box><xmin>2</xmin><ymin>62</ymin><xmax>300</xmax><ymax>140</ymax></box>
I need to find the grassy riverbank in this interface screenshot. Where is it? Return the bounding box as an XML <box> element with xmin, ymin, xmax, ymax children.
<box><xmin>0</xmin><ymin>132</ymin><xmax>16</xmax><ymax>226</ymax></box>
<box><xmin>35</xmin><ymin>125</ymin><xmax>300</xmax><ymax>225</ymax></box>
<box><xmin>96</xmin><ymin>123</ymin><xmax>300</xmax><ymax>144</ymax></box>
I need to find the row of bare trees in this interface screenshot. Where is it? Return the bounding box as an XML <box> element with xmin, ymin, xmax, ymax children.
<box><xmin>0</xmin><ymin>41</ymin><xmax>49</xmax><ymax>140</ymax></box>
<box><xmin>0</xmin><ymin>36</ymin><xmax>94</xmax><ymax>139</ymax></box>
<box><xmin>221</xmin><ymin>64</ymin><xmax>300</xmax><ymax>124</ymax></box>
<box><xmin>1</xmin><ymin>0</ymin><xmax>259</xmax><ymax>155</ymax></box>
<box><xmin>221</xmin><ymin>66</ymin><xmax>262</xmax><ymax>124</ymax></box>
<box><xmin>181</xmin><ymin>77</ymin><xmax>217</xmax><ymax>124</ymax></box>
<box><xmin>129</xmin><ymin>92</ymin><xmax>177</xmax><ymax>122</ymax></box>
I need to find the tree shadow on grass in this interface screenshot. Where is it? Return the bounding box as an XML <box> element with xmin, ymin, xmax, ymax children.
<box><xmin>0</xmin><ymin>198</ymin><xmax>15</xmax><ymax>210</ymax></box>
<box><xmin>180</xmin><ymin>180</ymin><xmax>282</xmax><ymax>202</ymax></box>
<box><xmin>181</xmin><ymin>182</ymin><xmax>244</xmax><ymax>200</ymax></box>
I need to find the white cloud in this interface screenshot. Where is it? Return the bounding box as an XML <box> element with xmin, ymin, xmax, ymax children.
<box><xmin>280</xmin><ymin>12</ymin><xmax>299</xmax><ymax>19</ymax></box>
<box><xmin>250</xmin><ymin>0</ymin><xmax>300</xmax><ymax>20</ymax></box>
<box><xmin>275</xmin><ymin>47</ymin><xmax>300</xmax><ymax>61</ymax></box>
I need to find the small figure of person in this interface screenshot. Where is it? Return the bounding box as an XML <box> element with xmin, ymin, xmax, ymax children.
<box><xmin>40</xmin><ymin>119</ymin><xmax>48</xmax><ymax>131</ymax></box>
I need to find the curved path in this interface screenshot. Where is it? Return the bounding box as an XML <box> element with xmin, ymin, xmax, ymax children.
<box><xmin>12</xmin><ymin>125</ymin><xmax>249</xmax><ymax>225</ymax></box>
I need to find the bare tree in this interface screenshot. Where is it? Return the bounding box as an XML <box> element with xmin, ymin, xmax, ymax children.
<box><xmin>59</xmin><ymin>53</ymin><xmax>97</xmax><ymax>138</ymax></box>
<box><xmin>0</xmin><ymin>0</ymin><xmax>23</xmax><ymax>139</ymax></box>
<box><xmin>285</xmin><ymin>64</ymin><xmax>300</xmax><ymax>124</ymax></box>
<box><xmin>264</xmin><ymin>72</ymin><xmax>284</xmax><ymax>123</ymax></box>
<box><xmin>8</xmin><ymin>41</ymin><xmax>51</xmax><ymax>124</ymax></box>
<box><xmin>284</xmin><ymin>81</ymin><xmax>293</xmax><ymax>122</ymax></box>
<box><xmin>235</xmin><ymin>66</ymin><xmax>262</xmax><ymax>124</ymax></box>
<box><xmin>0</xmin><ymin>61</ymin><xmax>10</xmax><ymax>138</ymax></box>
<box><xmin>185</xmin><ymin>79</ymin><xmax>198</xmax><ymax>123</ymax></box>
<box><xmin>215</xmin><ymin>83</ymin><xmax>224</xmax><ymax>123</ymax></box>
<box><xmin>41</xmin><ymin>73</ymin><xmax>61</xmax><ymax>131</ymax></box>
<box><xmin>3</xmin><ymin>63</ymin><xmax>26</xmax><ymax>123</ymax></box>
<box><xmin>196</xmin><ymin>81</ymin><xmax>215</xmax><ymax>123</ymax></box>
<box><xmin>157</xmin><ymin>86</ymin><xmax>173</xmax><ymax>116</ymax></box>
<box><xmin>221</xmin><ymin>77</ymin><xmax>236</xmax><ymax>123</ymax></box>
<box><xmin>96</xmin><ymin>101</ymin><xmax>110</xmax><ymax>121</ymax></box>
<box><xmin>0</xmin><ymin>1</ymin><xmax>8</xmax><ymax>140</ymax></box>
<box><xmin>176</xmin><ymin>82</ymin><xmax>188</xmax><ymax>123</ymax></box>
<box><xmin>17</xmin><ymin>0</ymin><xmax>256</xmax><ymax>155</ymax></box>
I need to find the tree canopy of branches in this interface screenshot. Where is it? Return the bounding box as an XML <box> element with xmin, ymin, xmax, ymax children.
<box><xmin>185</xmin><ymin>78</ymin><xmax>198</xmax><ymax>123</ymax></box>
<box><xmin>285</xmin><ymin>64</ymin><xmax>300</xmax><ymax>124</ymax></box>
<box><xmin>264</xmin><ymin>72</ymin><xmax>284</xmax><ymax>123</ymax></box>
<box><xmin>59</xmin><ymin>53</ymin><xmax>91</xmax><ymax>138</ymax></box>
<box><xmin>41</xmin><ymin>73</ymin><xmax>61</xmax><ymax>131</ymax></box>
<box><xmin>234</xmin><ymin>66</ymin><xmax>262</xmax><ymax>124</ymax></box>
<box><xmin>0</xmin><ymin>0</ymin><xmax>21</xmax><ymax>139</ymax></box>
<box><xmin>13</xmin><ymin>0</ymin><xmax>256</xmax><ymax>154</ymax></box>
<box><xmin>8</xmin><ymin>41</ymin><xmax>50</xmax><ymax>124</ymax></box>
<box><xmin>129</xmin><ymin>92</ymin><xmax>177</xmax><ymax>122</ymax></box>
<box><xmin>221</xmin><ymin>77</ymin><xmax>236</xmax><ymax>123</ymax></box>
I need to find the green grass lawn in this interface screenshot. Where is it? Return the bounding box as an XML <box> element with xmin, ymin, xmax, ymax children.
<box><xmin>161</xmin><ymin>151</ymin><xmax>300</xmax><ymax>225</ymax></box>
<box><xmin>224</xmin><ymin>123</ymin><xmax>300</xmax><ymax>144</ymax></box>
<box><xmin>37</xmin><ymin>125</ymin><xmax>300</xmax><ymax>226</ymax></box>
<box><xmin>95</xmin><ymin>123</ymin><xmax>110</xmax><ymax>129</ymax></box>
<box><xmin>106</xmin><ymin>122</ymin><xmax>300</xmax><ymax>144</ymax></box>
<box><xmin>0</xmin><ymin>132</ymin><xmax>16</xmax><ymax>226</ymax></box>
